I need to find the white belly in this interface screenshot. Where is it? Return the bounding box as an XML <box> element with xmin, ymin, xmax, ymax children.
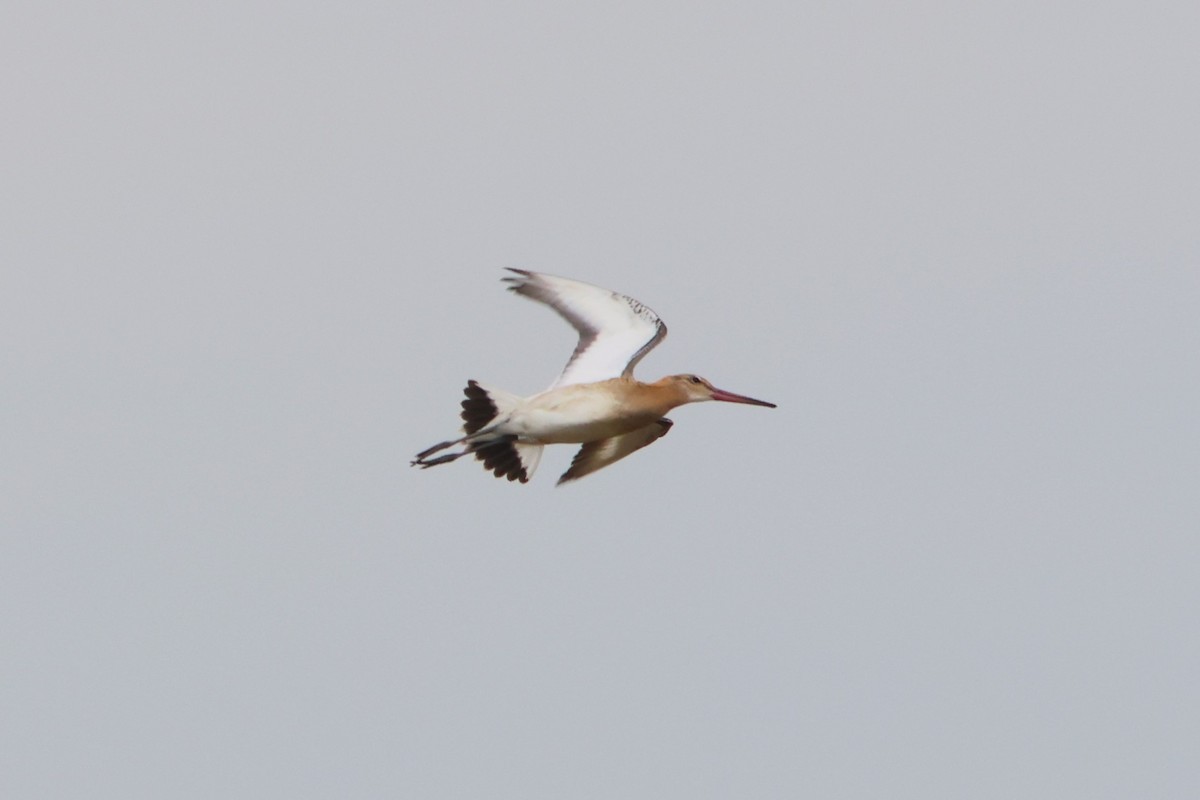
<box><xmin>503</xmin><ymin>385</ymin><xmax>659</xmax><ymax>444</ymax></box>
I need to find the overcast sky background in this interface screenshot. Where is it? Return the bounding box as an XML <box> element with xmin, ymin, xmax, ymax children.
<box><xmin>3</xmin><ymin>2</ymin><xmax>1199</xmax><ymax>798</ymax></box>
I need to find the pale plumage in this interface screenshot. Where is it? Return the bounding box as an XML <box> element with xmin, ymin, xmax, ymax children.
<box><xmin>503</xmin><ymin>269</ymin><xmax>667</xmax><ymax>388</ymax></box>
<box><xmin>413</xmin><ymin>270</ymin><xmax>775</xmax><ymax>485</ymax></box>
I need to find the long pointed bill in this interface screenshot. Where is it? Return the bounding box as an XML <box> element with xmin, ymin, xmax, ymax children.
<box><xmin>709</xmin><ymin>387</ymin><xmax>777</xmax><ymax>408</ymax></box>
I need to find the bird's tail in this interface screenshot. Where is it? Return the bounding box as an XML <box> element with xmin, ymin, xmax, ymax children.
<box><xmin>460</xmin><ymin>380</ymin><xmax>518</xmax><ymax>434</ymax></box>
<box><xmin>411</xmin><ymin>380</ymin><xmax>543</xmax><ymax>483</ymax></box>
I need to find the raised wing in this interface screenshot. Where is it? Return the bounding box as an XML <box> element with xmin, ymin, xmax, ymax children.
<box><xmin>503</xmin><ymin>269</ymin><xmax>667</xmax><ymax>388</ymax></box>
<box><xmin>557</xmin><ymin>419</ymin><xmax>674</xmax><ymax>485</ymax></box>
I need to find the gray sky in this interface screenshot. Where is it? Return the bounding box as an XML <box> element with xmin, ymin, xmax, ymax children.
<box><xmin>3</xmin><ymin>1</ymin><xmax>1198</xmax><ymax>797</ymax></box>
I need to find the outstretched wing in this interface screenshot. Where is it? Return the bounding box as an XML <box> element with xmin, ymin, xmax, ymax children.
<box><xmin>557</xmin><ymin>419</ymin><xmax>674</xmax><ymax>485</ymax></box>
<box><xmin>503</xmin><ymin>269</ymin><xmax>667</xmax><ymax>388</ymax></box>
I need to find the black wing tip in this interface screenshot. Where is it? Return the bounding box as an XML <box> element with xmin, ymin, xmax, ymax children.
<box><xmin>556</xmin><ymin>465</ymin><xmax>583</xmax><ymax>486</ymax></box>
<box><xmin>555</xmin><ymin>440</ymin><xmax>596</xmax><ymax>486</ymax></box>
<box><xmin>501</xmin><ymin>268</ymin><xmax>532</xmax><ymax>291</ymax></box>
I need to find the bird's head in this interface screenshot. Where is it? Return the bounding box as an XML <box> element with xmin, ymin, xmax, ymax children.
<box><xmin>664</xmin><ymin>374</ymin><xmax>776</xmax><ymax>407</ymax></box>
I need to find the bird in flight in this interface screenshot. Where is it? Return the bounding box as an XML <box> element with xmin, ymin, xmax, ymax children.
<box><xmin>412</xmin><ymin>269</ymin><xmax>776</xmax><ymax>484</ymax></box>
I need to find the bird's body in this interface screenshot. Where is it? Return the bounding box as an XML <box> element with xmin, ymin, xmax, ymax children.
<box><xmin>497</xmin><ymin>378</ymin><xmax>685</xmax><ymax>443</ymax></box>
<box><xmin>412</xmin><ymin>270</ymin><xmax>775</xmax><ymax>484</ymax></box>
